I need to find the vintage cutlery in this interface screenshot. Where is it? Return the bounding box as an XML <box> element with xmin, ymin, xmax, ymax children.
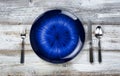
<box><xmin>95</xmin><ymin>26</ymin><xmax>103</xmax><ymax>63</ymax></box>
<box><xmin>88</xmin><ymin>20</ymin><xmax>94</xmax><ymax>63</ymax></box>
<box><xmin>20</xmin><ymin>29</ymin><xmax>27</xmax><ymax>64</ymax></box>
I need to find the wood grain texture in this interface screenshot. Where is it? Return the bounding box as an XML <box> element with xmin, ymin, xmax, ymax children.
<box><xmin>1</xmin><ymin>0</ymin><xmax>120</xmax><ymax>25</ymax></box>
<box><xmin>0</xmin><ymin>0</ymin><xmax>120</xmax><ymax>75</ymax></box>
<box><xmin>0</xmin><ymin>51</ymin><xmax>120</xmax><ymax>76</ymax></box>
<box><xmin>0</xmin><ymin>24</ymin><xmax>120</xmax><ymax>51</ymax></box>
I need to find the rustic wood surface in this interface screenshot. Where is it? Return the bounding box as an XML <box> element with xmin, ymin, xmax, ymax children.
<box><xmin>0</xmin><ymin>0</ymin><xmax>120</xmax><ymax>76</ymax></box>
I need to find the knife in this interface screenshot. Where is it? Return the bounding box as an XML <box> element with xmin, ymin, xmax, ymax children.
<box><xmin>88</xmin><ymin>20</ymin><xmax>94</xmax><ymax>63</ymax></box>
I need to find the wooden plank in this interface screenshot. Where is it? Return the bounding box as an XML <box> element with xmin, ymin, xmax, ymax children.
<box><xmin>0</xmin><ymin>24</ymin><xmax>120</xmax><ymax>51</ymax></box>
<box><xmin>0</xmin><ymin>51</ymin><xmax>120</xmax><ymax>75</ymax></box>
<box><xmin>0</xmin><ymin>0</ymin><xmax>120</xmax><ymax>25</ymax></box>
<box><xmin>0</xmin><ymin>0</ymin><xmax>28</xmax><ymax>7</ymax></box>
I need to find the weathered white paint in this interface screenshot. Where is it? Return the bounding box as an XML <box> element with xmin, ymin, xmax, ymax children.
<box><xmin>0</xmin><ymin>0</ymin><xmax>120</xmax><ymax>75</ymax></box>
<box><xmin>1</xmin><ymin>0</ymin><xmax>120</xmax><ymax>25</ymax></box>
<box><xmin>0</xmin><ymin>24</ymin><xmax>120</xmax><ymax>51</ymax></box>
<box><xmin>0</xmin><ymin>51</ymin><xmax>120</xmax><ymax>75</ymax></box>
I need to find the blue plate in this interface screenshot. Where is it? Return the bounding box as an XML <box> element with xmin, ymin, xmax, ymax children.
<box><xmin>30</xmin><ymin>9</ymin><xmax>85</xmax><ymax>63</ymax></box>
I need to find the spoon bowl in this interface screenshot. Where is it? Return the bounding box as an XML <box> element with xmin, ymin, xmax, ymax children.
<box><xmin>95</xmin><ymin>26</ymin><xmax>103</xmax><ymax>39</ymax></box>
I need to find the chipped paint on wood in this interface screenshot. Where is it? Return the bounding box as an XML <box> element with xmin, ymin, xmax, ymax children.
<box><xmin>0</xmin><ymin>0</ymin><xmax>120</xmax><ymax>75</ymax></box>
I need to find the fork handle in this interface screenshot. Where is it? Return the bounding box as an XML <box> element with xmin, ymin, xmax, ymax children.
<box><xmin>20</xmin><ymin>39</ymin><xmax>25</xmax><ymax>64</ymax></box>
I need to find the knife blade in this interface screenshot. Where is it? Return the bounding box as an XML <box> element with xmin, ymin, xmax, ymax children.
<box><xmin>88</xmin><ymin>20</ymin><xmax>94</xmax><ymax>63</ymax></box>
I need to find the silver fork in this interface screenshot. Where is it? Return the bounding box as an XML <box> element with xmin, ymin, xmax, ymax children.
<box><xmin>20</xmin><ymin>29</ymin><xmax>27</xmax><ymax>64</ymax></box>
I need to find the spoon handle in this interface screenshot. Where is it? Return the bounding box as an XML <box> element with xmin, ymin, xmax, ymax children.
<box><xmin>98</xmin><ymin>39</ymin><xmax>102</xmax><ymax>63</ymax></box>
<box><xmin>89</xmin><ymin>42</ymin><xmax>94</xmax><ymax>63</ymax></box>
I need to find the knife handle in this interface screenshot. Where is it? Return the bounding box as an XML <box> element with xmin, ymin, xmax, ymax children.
<box><xmin>89</xmin><ymin>42</ymin><xmax>94</xmax><ymax>63</ymax></box>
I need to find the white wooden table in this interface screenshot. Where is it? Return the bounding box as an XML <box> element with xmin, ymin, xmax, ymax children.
<box><xmin>0</xmin><ymin>0</ymin><xmax>120</xmax><ymax>75</ymax></box>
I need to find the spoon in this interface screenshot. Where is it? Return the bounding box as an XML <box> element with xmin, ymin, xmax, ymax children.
<box><xmin>95</xmin><ymin>26</ymin><xmax>103</xmax><ymax>63</ymax></box>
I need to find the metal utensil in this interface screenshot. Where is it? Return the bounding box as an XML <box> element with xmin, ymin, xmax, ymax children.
<box><xmin>88</xmin><ymin>20</ymin><xmax>94</xmax><ymax>63</ymax></box>
<box><xmin>20</xmin><ymin>29</ymin><xmax>27</xmax><ymax>64</ymax></box>
<box><xmin>95</xmin><ymin>26</ymin><xmax>103</xmax><ymax>63</ymax></box>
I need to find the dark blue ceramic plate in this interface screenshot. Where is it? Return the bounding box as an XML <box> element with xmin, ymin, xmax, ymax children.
<box><xmin>30</xmin><ymin>9</ymin><xmax>85</xmax><ymax>63</ymax></box>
